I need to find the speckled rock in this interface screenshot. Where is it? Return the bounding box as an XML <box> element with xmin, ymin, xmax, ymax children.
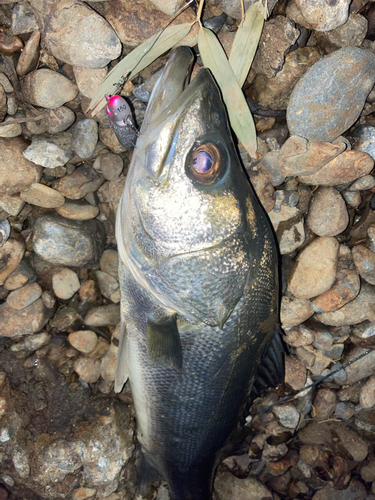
<box><xmin>6</xmin><ymin>282</ymin><xmax>42</xmax><ymax>310</ymax></box>
<box><xmin>20</xmin><ymin>183</ymin><xmax>65</xmax><ymax>208</ymax></box>
<box><xmin>0</xmin><ymin>239</ymin><xmax>25</xmax><ymax>285</ymax></box>
<box><xmin>0</xmin><ymin>299</ymin><xmax>52</xmax><ymax>337</ymax></box>
<box><xmin>287</xmin><ymin>47</ymin><xmax>375</xmax><ymax>142</ymax></box>
<box><xmin>214</xmin><ymin>471</ymin><xmax>272</xmax><ymax>500</ymax></box>
<box><xmin>52</xmin><ymin>165</ymin><xmax>105</xmax><ymax>199</ymax></box>
<box><xmin>56</xmin><ymin>200</ymin><xmax>100</xmax><ymax>220</ymax></box>
<box><xmin>33</xmin><ymin>213</ymin><xmax>106</xmax><ymax>268</ymax></box>
<box><xmin>352</xmin><ymin>246</ymin><xmax>375</xmax><ymax>285</ymax></box>
<box><xmin>74</xmin><ymin>357</ymin><xmax>101</xmax><ymax>383</ymax></box>
<box><xmin>10</xmin><ymin>331</ymin><xmax>50</xmax><ymax>352</ymax></box>
<box><xmin>269</xmin><ymin>205</ymin><xmax>305</xmax><ymax>254</ymax></box>
<box><xmin>0</xmin><ymin>137</ymin><xmax>42</xmax><ymax>196</ymax></box>
<box><xmin>359</xmin><ymin>375</ymin><xmax>375</xmax><ymax>408</ymax></box>
<box><xmin>318</xmin><ymin>13</ymin><xmax>368</xmax><ymax>48</ymax></box>
<box><xmin>93</xmin><ymin>153</ymin><xmax>123</xmax><ymax>181</ymax></box>
<box><xmin>73</xmin><ymin>66</ymin><xmax>107</xmax><ymax>99</ymax></box>
<box><xmin>23</xmin><ymin>139</ymin><xmax>73</xmax><ymax>168</ymax></box>
<box><xmin>287</xmin><ymin>0</ymin><xmax>351</xmax><ymax>32</ymax></box>
<box><xmin>11</xmin><ymin>3</ymin><xmax>38</xmax><ymax>34</ymax></box>
<box><xmin>307</xmin><ymin>187</ymin><xmax>348</xmax><ymax>237</ymax></box>
<box><xmin>351</xmin><ymin>125</ymin><xmax>375</xmax><ymax>160</ymax></box>
<box><xmin>311</xmin><ymin>269</ymin><xmax>360</xmax><ymax>313</ymax></box>
<box><xmin>68</xmin><ymin>330</ymin><xmax>98</xmax><ymax>354</ymax></box>
<box><xmin>280</xmin><ymin>296</ymin><xmax>314</xmax><ymax>328</ymax></box>
<box><xmin>0</xmin><ymin>117</ymin><xmax>22</xmax><ymax>138</ymax></box>
<box><xmin>148</xmin><ymin>0</ymin><xmax>182</xmax><ymax>15</ymax></box>
<box><xmin>84</xmin><ymin>304</ymin><xmax>121</xmax><ymax>327</ymax></box>
<box><xmin>95</xmin><ymin>271</ymin><xmax>119</xmax><ymax>300</ymax></box>
<box><xmin>44</xmin><ymin>107</ymin><xmax>76</xmax><ymax>134</ymax></box>
<box><xmin>298</xmin><ymin>150</ymin><xmax>374</xmax><ymax>186</ymax></box>
<box><xmin>72</xmin><ymin>119</ymin><xmax>98</xmax><ymax>159</ymax></box>
<box><xmin>272</xmin><ymin>404</ymin><xmax>300</xmax><ymax>429</ymax></box>
<box><xmin>52</xmin><ymin>268</ymin><xmax>80</xmax><ymax>299</ymax></box>
<box><xmin>288</xmin><ymin>237</ymin><xmax>339</xmax><ymax>299</ymax></box>
<box><xmin>21</xmin><ymin>69</ymin><xmax>78</xmax><ymax>108</ymax></box>
<box><xmin>100</xmin><ymin>345</ymin><xmax>118</xmax><ymax>382</ymax></box>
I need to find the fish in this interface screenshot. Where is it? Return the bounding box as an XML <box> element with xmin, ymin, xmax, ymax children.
<box><xmin>113</xmin><ymin>46</ymin><xmax>282</xmax><ymax>500</ymax></box>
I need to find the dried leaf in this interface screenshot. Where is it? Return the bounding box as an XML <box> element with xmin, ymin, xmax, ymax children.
<box><xmin>198</xmin><ymin>26</ymin><xmax>257</xmax><ymax>157</ymax></box>
<box><xmin>229</xmin><ymin>2</ymin><xmax>265</xmax><ymax>87</ymax></box>
<box><xmin>89</xmin><ymin>22</ymin><xmax>194</xmax><ymax>115</ymax></box>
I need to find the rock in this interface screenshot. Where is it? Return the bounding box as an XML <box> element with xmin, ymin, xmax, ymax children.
<box><xmin>312</xmin><ymin>388</ymin><xmax>337</xmax><ymax>419</ymax></box>
<box><xmin>4</xmin><ymin>272</ymin><xmax>28</xmax><ymax>291</ymax></box>
<box><xmin>12</xmin><ymin>444</ymin><xmax>30</xmax><ymax>479</ymax></box>
<box><xmin>11</xmin><ymin>3</ymin><xmax>38</xmax><ymax>34</ymax></box>
<box><xmin>298</xmin><ymin>151</ymin><xmax>374</xmax><ymax>186</ymax></box>
<box><xmin>341</xmin><ymin>346</ymin><xmax>375</xmax><ymax>385</ymax></box>
<box><xmin>6</xmin><ymin>282</ymin><xmax>42</xmax><ymax>310</ymax></box>
<box><xmin>209</xmin><ymin>0</ymin><xmax>277</xmax><ymax>19</ymax></box>
<box><xmin>87</xmin><ymin>337</ymin><xmax>109</xmax><ymax>359</ymax></box>
<box><xmin>21</xmin><ymin>69</ymin><xmax>78</xmax><ymax>109</ymax></box>
<box><xmin>0</xmin><ymin>220</ymin><xmax>10</xmax><ymax>248</ymax></box>
<box><xmin>351</xmin><ymin>125</ymin><xmax>375</xmax><ymax>160</ymax></box>
<box><xmin>0</xmin><ymin>137</ymin><xmax>42</xmax><ymax>196</ymax></box>
<box><xmin>256</xmin><ymin>152</ymin><xmax>285</xmax><ymax>187</ymax></box>
<box><xmin>348</xmin><ymin>174</ymin><xmax>375</xmax><ymax>191</ymax></box>
<box><xmin>84</xmin><ymin>304</ymin><xmax>121</xmax><ymax>327</ymax></box>
<box><xmin>359</xmin><ymin>375</ymin><xmax>375</xmax><ymax>408</ymax></box>
<box><xmin>95</xmin><ymin>271</ymin><xmax>119</xmax><ymax>299</ymax></box>
<box><xmin>288</xmin><ymin>237</ymin><xmax>339</xmax><ymax>299</ymax></box>
<box><xmin>312</xmin><ymin>480</ymin><xmax>366</xmax><ymax>500</ymax></box>
<box><xmin>74</xmin><ymin>357</ymin><xmax>101</xmax><ymax>383</ymax></box>
<box><xmin>269</xmin><ymin>205</ymin><xmax>305</xmax><ymax>255</ymax></box>
<box><xmin>352</xmin><ymin>321</ymin><xmax>375</xmax><ymax>339</ymax></box>
<box><xmin>252</xmin><ymin>16</ymin><xmax>300</xmax><ymax>79</ymax></box>
<box><xmin>93</xmin><ymin>153</ymin><xmax>123</xmax><ymax>181</ymax></box>
<box><xmin>68</xmin><ymin>330</ymin><xmax>98</xmax><ymax>354</ymax></box>
<box><xmin>10</xmin><ymin>331</ymin><xmax>50</xmax><ymax>352</ymax></box>
<box><xmin>360</xmin><ymin>460</ymin><xmax>375</xmax><ymax>482</ymax></box>
<box><xmin>44</xmin><ymin>107</ymin><xmax>76</xmax><ymax>134</ymax></box>
<box><xmin>280</xmin><ymin>296</ymin><xmax>314</xmax><ymax>328</ymax></box>
<box><xmin>311</xmin><ymin>269</ymin><xmax>360</xmax><ymax>313</ymax></box>
<box><xmin>0</xmin><ymin>85</ymin><xmax>6</xmax><ymax>122</ymax></box>
<box><xmin>262</xmin><ymin>441</ymin><xmax>289</xmax><ymax>462</ymax></box>
<box><xmin>342</xmin><ymin>190</ymin><xmax>362</xmax><ymax>208</ymax></box>
<box><xmin>315</xmin><ymin>282</ymin><xmax>375</xmax><ymax>326</ymax></box>
<box><xmin>287</xmin><ymin>0</ymin><xmax>351</xmax><ymax>31</ymax></box>
<box><xmin>248</xmin><ymin>170</ymin><xmax>275</xmax><ymax>212</ymax></box>
<box><xmin>352</xmin><ymin>246</ymin><xmax>375</xmax><ymax>285</ymax></box>
<box><xmin>100</xmin><ymin>249</ymin><xmax>119</xmax><ymax>279</ymax></box>
<box><xmin>72</xmin><ymin>119</ymin><xmax>98</xmax><ymax>159</ymax></box>
<box><xmin>277</xmin><ymin>136</ymin><xmax>345</xmax><ymax>177</ymax></box>
<box><xmin>52</xmin><ymin>165</ymin><xmax>105</xmax><ymax>199</ymax></box>
<box><xmin>0</xmin><ymin>299</ymin><xmax>52</xmax><ymax>337</ymax></box>
<box><xmin>33</xmin><ymin>213</ymin><xmax>106</xmax><ymax>268</ymax></box>
<box><xmin>0</xmin><ymin>117</ymin><xmax>22</xmax><ymax>138</ymax></box>
<box><xmin>253</xmin><ymin>47</ymin><xmax>322</xmax><ymax>111</ymax></box>
<box><xmin>23</xmin><ymin>139</ymin><xmax>73</xmax><ymax>168</ymax></box>
<box><xmin>335</xmin><ymin>401</ymin><xmax>356</xmax><ymax>420</ymax></box>
<box><xmin>285</xmin><ymin>355</ymin><xmax>306</xmax><ymax>390</ymax></box>
<box><xmin>16</xmin><ymin>29</ymin><xmax>40</xmax><ymax>77</ymax></box>
<box><xmin>79</xmin><ymin>279</ymin><xmax>102</xmax><ymax>307</ymax></box>
<box><xmin>103</xmin><ymin>0</ymin><xmax>199</xmax><ymax>48</ymax></box>
<box><xmin>0</xmin><ymin>239</ymin><xmax>25</xmax><ymax>285</ymax></box>
<box><xmin>272</xmin><ymin>404</ymin><xmax>300</xmax><ymax>430</ymax></box>
<box><xmin>148</xmin><ymin>0</ymin><xmax>182</xmax><ymax>15</ymax></box>
<box><xmin>287</xmin><ymin>47</ymin><xmax>375</xmax><ymax>142</ymax></box>
<box><xmin>52</xmin><ymin>268</ymin><xmax>80</xmax><ymax>299</ymax></box>
<box><xmin>214</xmin><ymin>471</ymin><xmax>272</xmax><ymax>500</ymax></box>
<box><xmin>100</xmin><ymin>345</ymin><xmax>118</xmax><ymax>382</ymax></box>
<box><xmin>73</xmin><ymin>66</ymin><xmax>107</xmax><ymax>99</ymax></box>
<box><xmin>99</xmin><ymin>125</ymin><xmax>126</xmax><ymax>154</ymax></box>
<box><xmin>19</xmin><ymin>183</ymin><xmax>65</xmax><ymax>208</ymax></box>
<box><xmin>38</xmin><ymin>0</ymin><xmax>121</xmax><ymax>69</ymax></box>
<box><xmin>56</xmin><ymin>200</ymin><xmax>100</xmax><ymax>220</ymax></box>
<box><xmin>73</xmin><ymin>488</ymin><xmax>97</xmax><ymax>500</ymax></box>
<box><xmin>319</xmin><ymin>13</ymin><xmax>368</xmax><ymax>48</ymax></box>
<box><xmin>284</xmin><ymin>324</ymin><xmax>315</xmax><ymax>347</ymax></box>
<box><xmin>307</xmin><ymin>187</ymin><xmax>348</xmax><ymax>237</ymax></box>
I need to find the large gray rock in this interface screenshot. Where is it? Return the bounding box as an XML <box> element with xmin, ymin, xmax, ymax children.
<box><xmin>287</xmin><ymin>47</ymin><xmax>375</xmax><ymax>142</ymax></box>
<box><xmin>33</xmin><ymin>213</ymin><xmax>106</xmax><ymax>268</ymax></box>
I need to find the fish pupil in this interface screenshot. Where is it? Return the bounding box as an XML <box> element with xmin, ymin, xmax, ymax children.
<box><xmin>192</xmin><ymin>151</ymin><xmax>213</xmax><ymax>173</ymax></box>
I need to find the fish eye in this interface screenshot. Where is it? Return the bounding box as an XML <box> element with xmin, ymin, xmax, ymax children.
<box><xmin>188</xmin><ymin>143</ymin><xmax>222</xmax><ymax>184</ymax></box>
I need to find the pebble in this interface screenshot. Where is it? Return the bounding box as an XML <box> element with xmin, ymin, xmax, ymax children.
<box><xmin>312</xmin><ymin>480</ymin><xmax>366</xmax><ymax>500</ymax></box>
<box><xmin>73</xmin><ymin>487</ymin><xmax>97</xmax><ymax>500</ymax></box>
<box><xmin>0</xmin><ymin>137</ymin><xmax>42</xmax><ymax>196</ymax></box>
<box><xmin>4</xmin><ymin>272</ymin><xmax>28</xmax><ymax>291</ymax></box>
<box><xmin>56</xmin><ymin>200</ymin><xmax>100</xmax><ymax>220</ymax></box>
<box><xmin>10</xmin><ymin>331</ymin><xmax>50</xmax><ymax>352</ymax></box>
<box><xmin>319</xmin><ymin>13</ymin><xmax>368</xmax><ymax>48</ymax></box>
<box><xmin>248</xmin><ymin>170</ymin><xmax>275</xmax><ymax>212</ymax></box>
<box><xmin>360</xmin><ymin>460</ymin><xmax>375</xmax><ymax>482</ymax></box>
<box><xmin>93</xmin><ymin>153</ymin><xmax>124</xmax><ymax>181</ymax></box>
<box><xmin>149</xmin><ymin>0</ymin><xmax>181</xmax><ymax>15</ymax></box>
<box><xmin>84</xmin><ymin>304</ymin><xmax>121</xmax><ymax>327</ymax></box>
<box><xmin>23</xmin><ymin>139</ymin><xmax>73</xmax><ymax>169</ymax></box>
<box><xmin>287</xmin><ymin>47</ymin><xmax>375</xmax><ymax>142</ymax></box>
<box><xmin>352</xmin><ymin>245</ymin><xmax>375</xmax><ymax>285</ymax></box>
<box><xmin>52</xmin><ymin>165</ymin><xmax>105</xmax><ymax>199</ymax></box>
<box><xmin>284</xmin><ymin>323</ymin><xmax>315</xmax><ymax>347</ymax></box>
<box><xmin>280</xmin><ymin>296</ymin><xmax>314</xmax><ymax>328</ymax></box>
<box><xmin>359</xmin><ymin>375</ymin><xmax>375</xmax><ymax>408</ymax></box>
<box><xmin>68</xmin><ymin>330</ymin><xmax>98</xmax><ymax>354</ymax></box>
<box><xmin>87</xmin><ymin>337</ymin><xmax>109</xmax><ymax>359</ymax></box>
<box><xmin>298</xmin><ymin>150</ymin><xmax>374</xmax><ymax>186</ymax></box>
<box><xmin>312</xmin><ymin>268</ymin><xmax>360</xmax><ymax>314</ymax></box>
<box><xmin>33</xmin><ymin>213</ymin><xmax>106</xmax><ymax>268</ymax></box>
<box><xmin>20</xmin><ymin>183</ymin><xmax>65</xmax><ymax>208</ymax></box>
<box><xmin>52</xmin><ymin>268</ymin><xmax>80</xmax><ymax>299</ymax></box>
<box><xmin>348</xmin><ymin>174</ymin><xmax>375</xmax><ymax>191</ymax></box>
<box><xmin>79</xmin><ymin>280</ymin><xmax>102</xmax><ymax>306</ymax></box>
<box><xmin>44</xmin><ymin>107</ymin><xmax>75</xmax><ymax>134</ymax></box>
<box><xmin>312</xmin><ymin>388</ymin><xmax>337</xmax><ymax>419</ymax></box>
<box><xmin>100</xmin><ymin>249</ymin><xmax>119</xmax><ymax>280</ymax></box>
<box><xmin>342</xmin><ymin>347</ymin><xmax>375</xmax><ymax>385</ymax></box>
<box><xmin>72</xmin><ymin>119</ymin><xmax>98</xmax><ymax>159</ymax></box>
<box><xmin>256</xmin><ymin>152</ymin><xmax>285</xmax><ymax>187</ymax></box>
<box><xmin>352</xmin><ymin>320</ymin><xmax>375</xmax><ymax>339</ymax></box>
<box><xmin>0</xmin><ymin>299</ymin><xmax>52</xmax><ymax>337</ymax></box>
<box><xmin>287</xmin><ymin>0</ymin><xmax>351</xmax><ymax>32</ymax></box>
<box><xmin>214</xmin><ymin>471</ymin><xmax>272</xmax><ymax>500</ymax></box>
<box><xmin>0</xmin><ymin>195</ymin><xmax>24</xmax><ymax>217</ymax></box>
<box><xmin>0</xmin><ymin>239</ymin><xmax>25</xmax><ymax>286</ymax></box>
<box><xmin>307</xmin><ymin>187</ymin><xmax>348</xmax><ymax>237</ymax></box>
<box><xmin>11</xmin><ymin>3</ymin><xmax>38</xmax><ymax>34</ymax></box>
<box><xmin>269</xmin><ymin>205</ymin><xmax>305</xmax><ymax>255</ymax></box>
<box><xmin>74</xmin><ymin>356</ymin><xmax>101</xmax><ymax>384</ymax></box>
<box><xmin>100</xmin><ymin>345</ymin><xmax>118</xmax><ymax>382</ymax></box>
<box><xmin>73</xmin><ymin>66</ymin><xmax>107</xmax><ymax>99</ymax></box>
<box><xmin>16</xmin><ymin>29</ymin><xmax>40</xmax><ymax>77</ymax></box>
<box><xmin>6</xmin><ymin>282</ymin><xmax>42</xmax><ymax>310</ymax></box>
<box><xmin>0</xmin><ymin>117</ymin><xmax>22</xmax><ymax>138</ymax></box>
<box><xmin>95</xmin><ymin>271</ymin><xmax>119</xmax><ymax>300</ymax></box>
<box><xmin>288</xmin><ymin>237</ymin><xmax>339</xmax><ymax>299</ymax></box>
<box><xmin>335</xmin><ymin>401</ymin><xmax>356</xmax><ymax>420</ymax></box>
<box><xmin>272</xmin><ymin>404</ymin><xmax>300</xmax><ymax>430</ymax></box>
<box><xmin>21</xmin><ymin>69</ymin><xmax>78</xmax><ymax>109</ymax></box>
<box><xmin>351</xmin><ymin>124</ymin><xmax>375</xmax><ymax>160</ymax></box>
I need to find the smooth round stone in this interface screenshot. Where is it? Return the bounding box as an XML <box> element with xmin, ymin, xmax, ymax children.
<box><xmin>20</xmin><ymin>183</ymin><xmax>65</xmax><ymax>208</ymax></box>
<box><xmin>99</xmin><ymin>125</ymin><xmax>126</xmax><ymax>154</ymax></box>
<box><xmin>52</xmin><ymin>268</ymin><xmax>80</xmax><ymax>299</ymax></box>
<box><xmin>84</xmin><ymin>304</ymin><xmax>120</xmax><ymax>327</ymax></box>
<box><xmin>21</xmin><ymin>69</ymin><xmax>78</xmax><ymax>109</ymax></box>
<box><xmin>100</xmin><ymin>345</ymin><xmax>117</xmax><ymax>382</ymax></box>
<box><xmin>23</xmin><ymin>139</ymin><xmax>73</xmax><ymax>168</ymax></box>
<box><xmin>0</xmin><ymin>73</ymin><xmax>13</xmax><ymax>93</ymax></box>
<box><xmin>288</xmin><ymin>237</ymin><xmax>339</xmax><ymax>299</ymax></box>
<box><xmin>93</xmin><ymin>153</ymin><xmax>123</xmax><ymax>181</ymax></box>
<box><xmin>352</xmin><ymin>321</ymin><xmax>375</xmax><ymax>339</ymax></box>
<box><xmin>348</xmin><ymin>174</ymin><xmax>375</xmax><ymax>191</ymax></box>
<box><xmin>342</xmin><ymin>190</ymin><xmax>363</xmax><ymax>208</ymax></box>
<box><xmin>72</xmin><ymin>119</ymin><xmax>98</xmax><ymax>159</ymax></box>
<box><xmin>280</xmin><ymin>296</ymin><xmax>314</xmax><ymax>328</ymax></box>
<box><xmin>287</xmin><ymin>0</ymin><xmax>351</xmax><ymax>32</ymax></box>
<box><xmin>352</xmin><ymin>245</ymin><xmax>375</xmax><ymax>285</ymax></box>
<box><xmin>95</xmin><ymin>271</ymin><xmax>119</xmax><ymax>300</ymax></box>
<box><xmin>68</xmin><ymin>330</ymin><xmax>98</xmax><ymax>354</ymax></box>
<box><xmin>287</xmin><ymin>47</ymin><xmax>375</xmax><ymax>142</ymax></box>
<box><xmin>33</xmin><ymin>213</ymin><xmax>106</xmax><ymax>268</ymax></box>
<box><xmin>307</xmin><ymin>187</ymin><xmax>348</xmax><ymax>237</ymax></box>
<box><xmin>6</xmin><ymin>282</ymin><xmax>42</xmax><ymax>310</ymax></box>
<box><xmin>311</xmin><ymin>269</ymin><xmax>360</xmax><ymax>313</ymax></box>
<box><xmin>74</xmin><ymin>357</ymin><xmax>101</xmax><ymax>383</ymax></box>
<box><xmin>56</xmin><ymin>200</ymin><xmax>99</xmax><ymax>220</ymax></box>
<box><xmin>44</xmin><ymin>107</ymin><xmax>75</xmax><ymax>134</ymax></box>
<box><xmin>16</xmin><ymin>29</ymin><xmax>40</xmax><ymax>77</ymax></box>
<box><xmin>0</xmin><ymin>117</ymin><xmax>22</xmax><ymax>137</ymax></box>
<box><xmin>4</xmin><ymin>273</ymin><xmax>28</xmax><ymax>291</ymax></box>
<box><xmin>100</xmin><ymin>249</ymin><xmax>119</xmax><ymax>279</ymax></box>
<box><xmin>72</xmin><ymin>66</ymin><xmax>107</xmax><ymax>99</ymax></box>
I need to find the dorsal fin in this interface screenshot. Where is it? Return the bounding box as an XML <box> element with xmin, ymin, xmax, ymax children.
<box><xmin>146</xmin><ymin>315</ymin><xmax>183</xmax><ymax>369</ymax></box>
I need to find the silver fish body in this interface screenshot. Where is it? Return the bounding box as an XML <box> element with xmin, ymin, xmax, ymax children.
<box><xmin>115</xmin><ymin>47</ymin><xmax>279</xmax><ymax>500</ymax></box>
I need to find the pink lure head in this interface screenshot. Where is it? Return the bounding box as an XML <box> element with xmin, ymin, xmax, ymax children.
<box><xmin>106</xmin><ymin>95</ymin><xmax>132</xmax><ymax>126</ymax></box>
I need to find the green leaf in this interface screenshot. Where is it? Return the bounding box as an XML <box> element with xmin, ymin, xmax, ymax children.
<box><xmin>229</xmin><ymin>2</ymin><xmax>264</xmax><ymax>88</ymax></box>
<box><xmin>89</xmin><ymin>22</ymin><xmax>194</xmax><ymax>114</ymax></box>
<box><xmin>198</xmin><ymin>26</ymin><xmax>257</xmax><ymax>158</ymax></box>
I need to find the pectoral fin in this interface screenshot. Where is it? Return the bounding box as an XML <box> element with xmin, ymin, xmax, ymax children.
<box><xmin>114</xmin><ymin>321</ymin><xmax>129</xmax><ymax>393</ymax></box>
<box><xmin>146</xmin><ymin>315</ymin><xmax>183</xmax><ymax>369</ymax></box>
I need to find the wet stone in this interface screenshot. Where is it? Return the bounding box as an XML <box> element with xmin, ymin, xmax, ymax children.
<box><xmin>52</xmin><ymin>165</ymin><xmax>105</xmax><ymax>199</ymax></box>
<box><xmin>307</xmin><ymin>187</ymin><xmax>348</xmax><ymax>236</ymax></box>
<box><xmin>56</xmin><ymin>200</ymin><xmax>100</xmax><ymax>220</ymax></box>
<box><xmin>72</xmin><ymin>119</ymin><xmax>98</xmax><ymax>159</ymax></box>
<box><xmin>280</xmin><ymin>296</ymin><xmax>314</xmax><ymax>328</ymax></box>
<box><xmin>33</xmin><ymin>213</ymin><xmax>106</xmax><ymax>268</ymax></box>
<box><xmin>68</xmin><ymin>330</ymin><xmax>98</xmax><ymax>354</ymax></box>
<box><xmin>93</xmin><ymin>153</ymin><xmax>123</xmax><ymax>181</ymax></box>
<box><xmin>23</xmin><ymin>138</ymin><xmax>73</xmax><ymax>169</ymax></box>
<box><xmin>287</xmin><ymin>0</ymin><xmax>351</xmax><ymax>32</ymax></box>
<box><xmin>287</xmin><ymin>47</ymin><xmax>375</xmax><ymax>142</ymax></box>
<box><xmin>21</xmin><ymin>69</ymin><xmax>78</xmax><ymax>109</ymax></box>
<box><xmin>352</xmin><ymin>246</ymin><xmax>375</xmax><ymax>285</ymax></box>
<box><xmin>20</xmin><ymin>183</ymin><xmax>65</xmax><ymax>208</ymax></box>
<box><xmin>288</xmin><ymin>237</ymin><xmax>339</xmax><ymax>299</ymax></box>
<box><xmin>6</xmin><ymin>282</ymin><xmax>42</xmax><ymax>310</ymax></box>
<box><xmin>84</xmin><ymin>304</ymin><xmax>121</xmax><ymax>327</ymax></box>
<box><xmin>52</xmin><ymin>268</ymin><xmax>80</xmax><ymax>299</ymax></box>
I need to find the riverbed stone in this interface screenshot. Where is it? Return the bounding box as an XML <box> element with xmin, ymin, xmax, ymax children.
<box><xmin>0</xmin><ymin>299</ymin><xmax>52</xmax><ymax>337</ymax></box>
<box><xmin>269</xmin><ymin>205</ymin><xmax>305</xmax><ymax>255</ymax></box>
<box><xmin>52</xmin><ymin>165</ymin><xmax>105</xmax><ymax>199</ymax></box>
<box><xmin>16</xmin><ymin>29</ymin><xmax>40</xmax><ymax>77</ymax></box>
<box><xmin>6</xmin><ymin>282</ymin><xmax>42</xmax><ymax>310</ymax></box>
<box><xmin>52</xmin><ymin>268</ymin><xmax>80</xmax><ymax>299</ymax></box>
<box><xmin>56</xmin><ymin>200</ymin><xmax>100</xmax><ymax>220</ymax></box>
<box><xmin>44</xmin><ymin>107</ymin><xmax>76</xmax><ymax>135</ymax></box>
<box><xmin>84</xmin><ymin>304</ymin><xmax>121</xmax><ymax>327</ymax></box>
<box><xmin>214</xmin><ymin>471</ymin><xmax>272</xmax><ymax>500</ymax></box>
<box><xmin>280</xmin><ymin>296</ymin><xmax>314</xmax><ymax>328</ymax></box>
<box><xmin>352</xmin><ymin>245</ymin><xmax>375</xmax><ymax>285</ymax></box>
<box><xmin>72</xmin><ymin>119</ymin><xmax>98</xmax><ymax>159</ymax></box>
<box><xmin>311</xmin><ymin>269</ymin><xmax>360</xmax><ymax>313</ymax></box>
<box><xmin>287</xmin><ymin>0</ymin><xmax>351</xmax><ymax>32</ymax></box>
<box><xmin>33</xmin><ymin>213</ymin><xmax>106</xmax><ymax>268</ymax></box>
<box><xmin>0</xmin><ymin>239</ymin><xmax>25</xmax><ymax>286</ymax></box>
<box><xmin>318</xmin><ymin>13</ymin><xmax>368</xmax><ymax>48</ymax></box>
<box><xmin>20</xmin><ymin>183</ymin><xmax>65</xmax><ymax>208</ymax></box>
<box><xmin>23</xmin><ymin>139</ymin><xmax>73</xmax><ymax>168</ymax></box>
<box><xmin>287</xmin><ymin>47</ymin><xmax>375</xmax><ymax>142</ymax></box>
<box><xmin>68</xmin><ymin>330</ymin><xmax>98</xmax><ymax>354</ymax></box>
<box><xmin>307</xmin><ymin>187</ymin><xmax>348</xmax><ymax>237</ymax></box>
<box><xmin>21</xmin><ymin>69</ymin><xmax>78</xmax><ymax>109</ymax></box>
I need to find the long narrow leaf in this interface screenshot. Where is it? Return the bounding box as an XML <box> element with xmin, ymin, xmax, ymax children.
<box><xmin>89</xmin><ymin>22</ymin><xmax>193</xmax><ymax>115</ymax></box>
<box><xmin>198</xmin><ymin>26</ymin><xmax>257</xmax><ymax>157</ymax></box>
<box><xmin>229</xmin><ymin>2</ymin><xmax>264</xmax><ymax>87</ymax></box>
